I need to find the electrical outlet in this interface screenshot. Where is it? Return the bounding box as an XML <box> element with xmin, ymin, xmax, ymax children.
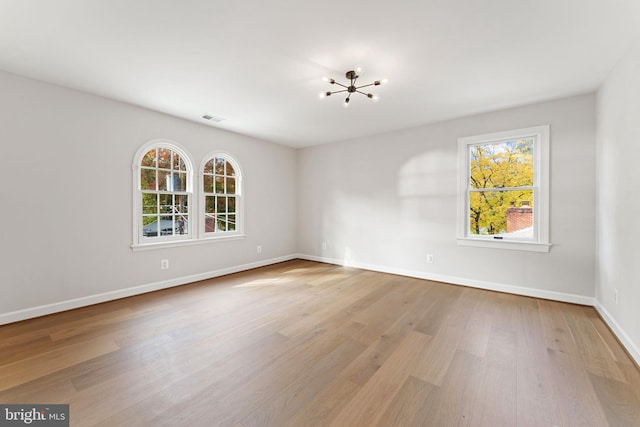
<box><xmin>257</xmin><ymin>245</ymin><xmax>262</xmax><ymax>254</ymax></box>
<box><xmin>614</xmin><ymin>288</ymin><xmax>619</xmax><ymax>304</ymax></box>
<box><xmin>427</xmin><ymin>254</ymin><xmax>434</xmax><ymax>264</ymax></box>
<box><xmin>160</xmin><ymin>259</ymin><xmax>169</xmax><ymax>270</ymax></box>
<box><xmin>322</xmin><ymin>242</ymin><xmax>327</xmax><ymax>250</ymax></box>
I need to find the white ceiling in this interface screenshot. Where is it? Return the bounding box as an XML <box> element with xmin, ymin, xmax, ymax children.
<box><xmin>1</xmin><ymin>0</ymin><xmax>639</xmax><ymax>148</ymax></box>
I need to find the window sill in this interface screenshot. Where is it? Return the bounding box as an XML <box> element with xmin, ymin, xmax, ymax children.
<box><xmin>132</xmin><ymin>234</ymin><xmax>246</xmax><ymax>251</ymax></box>
<box><xmin>456</xmin><ymin>238</ymin><xmax>551</xmax><ymax>253</ymax></box>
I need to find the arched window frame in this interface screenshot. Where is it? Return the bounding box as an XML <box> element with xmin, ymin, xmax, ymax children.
<box><xmin>199</xmin><ymin>152</ymin><xmax>244</xmax><ymax>239</ymax></box>
<box><xmin>132</xmin><ymin>139</ymin><xmax>194</xmax><ymax>247</ymax></box>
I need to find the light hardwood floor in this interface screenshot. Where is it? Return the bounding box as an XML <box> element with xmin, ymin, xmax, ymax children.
<box><xmin>1</xmin><ymin>259</ymin><xmax>640</xmax><ymax>426</ymax></box>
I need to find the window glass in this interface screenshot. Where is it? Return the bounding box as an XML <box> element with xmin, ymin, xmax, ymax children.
<box><xmin>202</xmin><ymin>155</ymin><xmax>241</xmax><ymax>235</ymax></box>
<box><xmin>468</xmin><ymin>138</ymin><xmax>534</xmax><ymax>237</ymax></box>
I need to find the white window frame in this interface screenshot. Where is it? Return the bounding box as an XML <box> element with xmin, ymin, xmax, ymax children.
<box><xmin>199</xmin><ymin>151</ymin><xmax>244</xmax><ymax>239</ymax></box>
<box><xmin>132</xmin><ymin>139</ymin><xmax>195</xmax><ymax>248</ymax></box>
<box><xmin>457</xmin><ymin>125</ymin><xmax>551</xmax><ymax>252</ymax></box>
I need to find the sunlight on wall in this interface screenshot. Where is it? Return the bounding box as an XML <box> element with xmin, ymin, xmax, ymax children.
<box><xmin>397</xmin><ymin>150</ymin><xmax>458</xmax><ymax>221</ymax></box>
<box><xmin>315</xmin><ymin>149</ymin><xmax>459</xmax><ymax>268</ymax></box>
<box><xmin>343</xmin><ymin>247</ymin><xmax>353</xmax><ymax>267</ymax></box>
<box><xmin>398</xmin><ymin>149</ymin><xmax>456</xmax><ymax>196</ymax></box>
<box><xmin>320</xmin><ymin>190</ymin><xmax>370</xmax><ymax>266</ymax></box>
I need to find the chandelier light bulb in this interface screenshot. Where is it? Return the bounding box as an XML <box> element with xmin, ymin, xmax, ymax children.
<box><xmin>371</xmin><ymin>94</ymin><xmax>380</xmax><ymax>102</ymax></box>
<box><xmin>354</xmin><ymin>65</ymin><xmax>363</xmax><ymax>75</ymax></box>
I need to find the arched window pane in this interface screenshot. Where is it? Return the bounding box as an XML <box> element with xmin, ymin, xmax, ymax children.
<box><xmin>202</xmin><ymin>154</ymin><xmax>241</xmax><ymax>235</ymax></box>
<box><xmin>138</xmin><ymin>143</ymin><xmax>191</xmax><ymax>242</ymax></box>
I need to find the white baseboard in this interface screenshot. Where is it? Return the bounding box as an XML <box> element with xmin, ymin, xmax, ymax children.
<box><xmin>594</xmin><ymin>302</ymin><xmax>640</xmax><ymax>367</ymax></box>
<box><xmin>296</xmin><ymin>253</ymin><xmax>595</xmax><ymax>306</ymax></box>
<box><xmin>0</xmin><ymin>255</ymin><xmax>297</xmax><ymax>325</ymax></box>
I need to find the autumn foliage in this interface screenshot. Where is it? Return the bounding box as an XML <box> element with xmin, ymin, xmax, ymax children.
<box><xmin>468</xmin><ymin>138</ymin><xmax>534</xmax><ymax>236</ymax></box>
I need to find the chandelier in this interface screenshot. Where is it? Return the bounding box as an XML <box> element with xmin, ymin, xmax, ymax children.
<box><xmin>319</xmin><ymin>67</ymin><xmax>387</xmax><ymax>108</ymax></box>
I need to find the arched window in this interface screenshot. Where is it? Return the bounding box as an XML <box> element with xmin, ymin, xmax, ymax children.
<box><xmin>201</xmin><ymin>154</ymin><xmax>242</xmax><ymax>236</ymax></box>
<box><xmin>133</xmin><ymin>140</ymin><xmax>193</xmax><ymax>245</ymax></box>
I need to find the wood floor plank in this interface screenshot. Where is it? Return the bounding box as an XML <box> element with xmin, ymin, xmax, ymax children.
<box><xmin>147</xmin><ymin>325</ymin><xmax>359</xmax><ymax>426</ymax></box>
<box><xmin>563</xmin><ymin>304</ymin><xmax>627</xmax><ymax>382</ymax></box>
<box><xmin>350</xmin><ymin>285</ymin><xmax>428</xmax><ymax>344</ymax></box>
<box><xmin>457</xmin><ymin>308</ymin><xmax>492</xmax><ymax>358</ymax></box>
<box><xmin>278</xmin><ymin>272</ymin><xmax>390</xmax><ymax>339</ymax></box>
<box><xmin>618</xmin><ymin>359</ymin><xmax>640</xmax><ymax>403</ymax></box>
<box><xmin>589</xmin><ymin>372</ymin><xmax>640</xmax><ymax>427</ymax></box>
<box><xmin>89</xmin><ymin>331</ymin><xmax>291</xmax><ymax>426</ymax></box>
<box><xmin>412</xmin><ymin>325</ymin><xmax>464</xmax><ymax>386</ymax></box>
<box><xmin>413</xmin><ymin>282</ymin><xmax>464</xmax><ymax>336</ymax></box>
<box><xmin>376</xmin><ymin>375</ymin><xmax>438</xmax><ymax>427</ymax></box>
<box><xmin>239</xmin><ymin>337</ymin><xmax>366</xmax><ymax>427</ymax></box>
<box><xmin>469</xmin><ymin>327</ymin><xmax>518</xmax><ymax>426</ymax></box>
<box><xmin>545</xmin><ymin>348</ymin><xmax>610</xmax><ymax>426</ymax></box>
<box><xmin>285</xmin><ymin>378</ymin><xmax>361</xmax><ymax>427</ymax></box>
<box><xmin>418</xmin><ymin>349</ymin><xmax>485</xmax><ymax>425</ymax></box>
<box><xmin>329</xmin><ymin>330</ymin><xmax>432</xmax><ymax>426</ymax></box>
<box><xmin>340</xmin><ymin>288</ymin><xmax>437</xmax><ymax>386</ymax></box>
<box><xmin>0</xmin><ymin>305</ymin><xmax>176</xmax><ymax>367</ymax></box>
<box><xmin>0</xmin><ymin>334</ymin><xmax>119</xmax><ymax>392</ymax></box>
<box><xmin>0</xmin><ymin>376</ymin><xmax>77</xmax><ymax>406</ymax></box>
<box><xmin>587</xmin><ymin>308</ymin><xmax>637</xmax><ymax>368</ymax></box>
<box><xmin>70</xmin><ymin>296</ymin><xmax>295</xmax><ymax>393</ymax></box>
<box><xmin>1</xmin><ymin>259</ymin><xmax>639</xmax><ymax>426</ymax></box>
<box><xmin>538</xmin><ymin>299</ymin><xmax>581</xmax><ymax>356</ymax></box>
<box><xmin>514</xmin><ymin>297</ymin><xmax>548</xmax><ymax>361</ymax></box>
<box><xmin>47</xmin><ymin>307</ymin><xmax>137</xmax><ymax>341</ymax></box>
<box><xmin>517</xmin><ymin>350</ymin><xmax>565</xmax><ymax>427</ymax></box>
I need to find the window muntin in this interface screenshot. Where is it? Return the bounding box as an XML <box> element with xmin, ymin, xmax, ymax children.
<box><xmin>135</xmin><ymin>143</ymin><xmax>193</xmax><ymax>244</ymax></box>
<box><xmin>202</xmin><ymin>155</ymin><xmax>240</xmax><ymax>235</ymax></box>
<box><xmin>458</xmin><ymin>126</ymin><xmax>550</xmax><ymax>252</ymax></box>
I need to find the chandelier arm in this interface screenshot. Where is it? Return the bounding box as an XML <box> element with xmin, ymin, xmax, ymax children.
<box><xmin>356</xmin><ymin>82</ymin><xmax>376</xmax><ymax>89</ymax></box>
<box><xmin>332</xmin><ymin>82</ymin><xmax>350</xmax><ymax>89</ymax></box>
<box><xmin>330</xmin><ymin>89</ymin><xmax>348</xmax><ymax>94</ymax></box>
<box><xmin>355</xmin><ymin>90</ymin><xmax>372</xmax><ymax>96</ymax></box>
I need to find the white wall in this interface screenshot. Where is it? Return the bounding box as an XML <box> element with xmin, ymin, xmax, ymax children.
<box><xmin>298</xmin><ymin>94</ymin><xmax>596</xmax><ymax>302</ymax></box>
<box><xmin>596</xmin><ymin>39</ymin><xmax>640</xmax><ymax>362</ymax></box>
<box><xmin>0</xmin><ymin>70</ymin><xmax>297</xmax><ymax>323</ymax></box>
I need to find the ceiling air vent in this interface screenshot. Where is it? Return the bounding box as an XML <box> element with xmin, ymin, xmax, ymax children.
<box><xmin>202</xmin><ymin>114</ymin><xmax>224</xmax><ymax>123</ymax></box>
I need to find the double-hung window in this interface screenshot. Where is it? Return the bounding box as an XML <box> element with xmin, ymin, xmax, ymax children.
<box><xmin>457</xmin><ymin>125</ymin><xmax>550</xmax><ymax>252</ymax></box>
